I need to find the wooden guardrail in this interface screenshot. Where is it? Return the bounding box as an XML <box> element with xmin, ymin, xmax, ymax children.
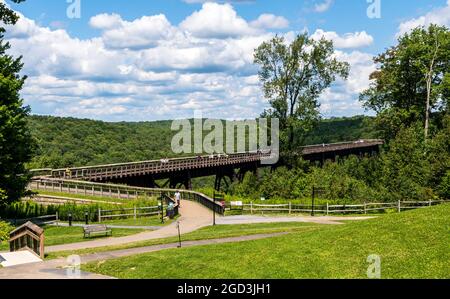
<box><xmin>47</xmin><ymin>151</ymin><xmax>271</xmax><ymax>181</ymax></box>
<box><xmin>29</xmin><ymin>178</ymin><xmax>225</xmax><ymax>215</ymax></box>
<box><xmin>22</xmin><ymin>194</ymin><xmax>123</xmax><ymax>206</ymax></box>
<box><xmin>227</xmin><ymin>200</ymin><xmax>448</xmax><ymax>215</ymax></box>
<box><xmin>98</xmin><ymin>206</ymin><xmax>160</xmax><ymax>222</ymax></box>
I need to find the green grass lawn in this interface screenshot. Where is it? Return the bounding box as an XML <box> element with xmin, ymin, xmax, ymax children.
<box><xmin>0</xmin><ymin>225</ymin><xmax>144</xmax><ymax>252</ymax></box>
<box><xmin>83</xmin><ymin>204</ymin><xmax>450</xmax><ymax>279</ymax></box>
<box><xmin>46</xmin><ymin>222</ymin><xmax>321</xmax><ymax>259</ymax></box>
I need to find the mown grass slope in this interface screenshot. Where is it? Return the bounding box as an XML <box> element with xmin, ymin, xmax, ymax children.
<box><xmin>83</xmin><ymin>204</ymin><xmax>450</xmax><ymax>279</ymax></box>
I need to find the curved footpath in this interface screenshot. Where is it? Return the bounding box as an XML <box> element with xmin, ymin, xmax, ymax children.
<box><xmin>46</xmin><ymin>200</ymin><xmax>213</xmax><ymax>253</ymax></box>
<box><xmin>46</xmin><ymin>200</ymin><xmax>373</xmax><ymax>253</ymax></box>
<box><xmin>0</xmin><ymin>201</ymin><xmax>374</xmax><ymax>279</ymax></box>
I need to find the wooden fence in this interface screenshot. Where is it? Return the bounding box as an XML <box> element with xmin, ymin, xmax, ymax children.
<box><xmin>98</xmin><ymin>206</ymin><xmax>160</xmax><ymax>222</ymax></box>
<box><xmin>29</xmin><ymin>177</ymin><xmax>225</xmax><ymax>214</ymax></box>
<box><xmin>22</xmin><ymin>194</ymin><xmax>123</xmax><ymax>206</ymax></box>
<box><xmin>5</xmin><ymin>214</ymin><xmax>59</xmax><ymax>226</ymax></box>
<box><xmin>228</xmin><ymin>200</ymin><xmax>448</xmax><ymax>215</ymax></box>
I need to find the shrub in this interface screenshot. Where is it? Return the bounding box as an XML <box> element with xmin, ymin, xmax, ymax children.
<box><xmin>0</xmin><ymin>221</ymin><xmax>13</xmax><ymax>242</ymax></box>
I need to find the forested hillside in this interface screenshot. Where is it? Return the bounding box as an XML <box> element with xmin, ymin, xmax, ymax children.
<box><xmin>27</xmin><ymin>115</ymin><xmax>378</xmax><ymax>169</ymax></box>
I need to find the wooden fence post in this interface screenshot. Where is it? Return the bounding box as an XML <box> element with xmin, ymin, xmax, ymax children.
<box><xmin>429</xmin><ymin>199</ymin><xmax>432</xmax><ymax>207</ymax></box>
<box><xmin>289</xmin><ymin>202</ymin><xmax>292</xmax><ymax>214</ymax></box>
<box><xmin>326</xmin><ymin>203</ymin><xmax>329</xmax><ymax>216</ymax></box>
<box><xmin>98</xmin><ymin>208</ymin><xmax>102</xmax><ymax>223</ymax></box>
<box><xmin>398</xmin><ymin>200</ymin><xmax>401</xmax><ymax>213</ymax></box>
<box><xmin>250</xmin><ymin>202</ymin><xmax>253</xmax><ymax>214</ymax></box>
<box><xmin>364</xmin><ymin>202</ymin><xmax>367</xmax><ymax>214</ymax></box>
<box><xmin>134</xmin><ymin>206</ymin><xmax>137</xmax><ymax>219</ymax></box>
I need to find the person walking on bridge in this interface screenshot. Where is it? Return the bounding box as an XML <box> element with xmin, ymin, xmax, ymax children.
<box><xmin>175</xmin><ymin>191</ymin><xmax>181</xmax><ymax>208</ymax></box>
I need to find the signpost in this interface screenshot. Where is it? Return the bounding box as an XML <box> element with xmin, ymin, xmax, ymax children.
<box><xmin>176</xmin><ymin>221</ymin><xmax>181</xmax><ymax>248</ymax></box>
<box><xmin>159</xmin><ymin>194</ymin><xmax>165</xmax><ymax>224</ymax></box>
<box><xmin>213</xmin><ymin>192</ymin><xmax>225</xmax><ymax>226</ymax></box>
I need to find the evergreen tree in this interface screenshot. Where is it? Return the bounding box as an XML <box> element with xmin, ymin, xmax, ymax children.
<box><xmin>0</xmin><ymin>0</ymin><xmax>34</xmax><ymax>205</ymax></box>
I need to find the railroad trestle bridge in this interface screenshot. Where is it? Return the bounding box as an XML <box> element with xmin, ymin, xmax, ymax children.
<box><xmin>33</xmin><ymin>139</ymin><xmax>383</xmax><ymax>191</ymax></box>
<box><xmin>30</xmin><ymin>139</ymin><xmax>383</xmax><ymax>214</ymax></box>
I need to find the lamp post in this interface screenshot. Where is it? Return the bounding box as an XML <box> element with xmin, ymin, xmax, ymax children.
<box><xmin>85</xmin><ymin>212</ymin><xmax>89</xmax><ymax>225</ymax></box>
<box><xmin>159</xmin><ymin>194</ymin><xmax>164</xmax><ymax>224</ymax></box>
<box><xmin>176</xmin><ymin>221</ymin><xmax>181</xmax><ymax>248</ymax></box>
<box><xmin>213</xmin><ymin>193</ymin><xmax>216</xmax><ymax>226</ymax></box>
<box><xmin>68</xmin><ymin>213</ymin><xmax>73</xmax><ymax>226</ymax></box>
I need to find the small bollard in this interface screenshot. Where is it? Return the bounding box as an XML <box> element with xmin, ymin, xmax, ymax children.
<box><xmin>68</xmin><ymin>213</ymin><xmax>73</xmax><ymax>227</ymax></box>
<box><xmin>85</xmin><ymin>212</ymin><xmax>89</xmax><ymax>225</ymax></box>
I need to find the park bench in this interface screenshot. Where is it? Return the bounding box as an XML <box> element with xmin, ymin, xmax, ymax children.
<box><xmin>83</xmin><ymin>224</ymin><xmax>112</xmax><ymax>238</ymax></box>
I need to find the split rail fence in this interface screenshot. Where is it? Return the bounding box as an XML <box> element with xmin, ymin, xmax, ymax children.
<box><xmin>28</xmin><ymin>178</ymin><xmax>225</xmax><ymax>215</ymax></box>
<box><xmin>228</xmin><ymin>200</ymin><xmax>448</xmax><ymax>215</ymax></box>
<box><xmin>98</xmin><ymin>206</ymin><xmax>160</xmax><ymax>222</ymax></box>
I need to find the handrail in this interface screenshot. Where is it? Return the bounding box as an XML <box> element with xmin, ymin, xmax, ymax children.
<box><xmin>29</xmin><ymin>177</ymin><xmax>225</xmax><ymax>215</ymax></box>
<box><xmin>299</xmin><ymin>139</ymin><xmax>384</xmax><ymax>149</ymax></box>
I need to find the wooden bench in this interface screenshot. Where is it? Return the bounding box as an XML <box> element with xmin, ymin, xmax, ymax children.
<box><xmin>83</xmin><ymin>224</ymin><xmax>112</xmax><ymax>238</ymax></box>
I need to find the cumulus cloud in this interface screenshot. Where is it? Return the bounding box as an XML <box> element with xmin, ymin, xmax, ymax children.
<box><xmin>89</xmin><ymin>13</ymin><xmax>123</xmax><ymax>30</ymax></box>
<box><xmin>314</xmin><ymin>0</ymin><xmax>334</xmax><ymax>13</ymax></box>
<box><xmin>180</xmin><ymin>2</ymin><xmax>259</xmax><ymax>38</ymax></box>
<box><xmin>250</xmin><ymin>14</ymin><xmax>289</xmax><ymax>29</ymax></box>
<box><xmin>318</xmin><ymin>50</ymin><xmax>375</xmax><ymax>117</ymax></box>
<box><xmin>397</xmin><ymin>0</ymin><xmax>450</xmax><ymax>36</ymax></box>
<box><xmin>90</xmin><ymin>14</ymin><xmax>176</xmax><ymax>49</ymax></box>
<box><xmin>4</xmin><ymin>2</ymin><xmax>375</xmax><ymax>121</ymax></box>
<box><xmin>311</xmin><ymin>29</ymin><xmax>374</xmax><ymax>48</ymax></box>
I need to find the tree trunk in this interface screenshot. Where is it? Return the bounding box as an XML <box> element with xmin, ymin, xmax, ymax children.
<box><xmin>425</xmin><ymin>78</ymin><xmax>431</xmax><ymax>141</ymax></box>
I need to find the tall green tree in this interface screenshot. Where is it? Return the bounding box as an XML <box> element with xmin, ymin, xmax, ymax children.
<box><xmin>360</xmin><ymin>24</ymin><xmax>450</xmax><ymax>141</ymax></box>
<box><xmin>0</xmin><ymin>0</ymin><xmax>34</xmax><ymax>205</ymax></box>
<box><xmin>253</xmin><ymin>34</ymin><xmax>349</xmax><ymax>152</ymax></box>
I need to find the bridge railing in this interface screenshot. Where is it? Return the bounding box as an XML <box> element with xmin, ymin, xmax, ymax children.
<box><xmin>48</xmin><ymin>152</ymin><xmax>270</xmax><ymax>181</ymax></box>
<box><xmin>29</xmin><ymin>178</ymin><xmax>225</xmax><ymax>215</ymax></box>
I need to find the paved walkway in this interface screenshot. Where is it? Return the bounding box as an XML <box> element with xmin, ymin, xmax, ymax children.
<box><xmin>216</xmin><ymin>215</ymin><xmax>375</xmax><ymax>225</ymax></box>
<box><xmin>0</xmin><ymin>232</ymin><xmax>289</xmax><ymax>279</ymax></box>
<box><xmin>45</xmin><ymin>200</ymin><xmax>212</xmax><ymax>253</ymax></box>
<box><xmin>44</xmin><ymin>201</ymin><xmax>374</xmax><ymax>253</ymax></box>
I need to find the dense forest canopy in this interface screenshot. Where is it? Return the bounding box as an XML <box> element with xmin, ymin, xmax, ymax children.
<box><xmin>27</xmin><ymin>114</ymin><xmax>378</xmax><ymax>169</ymax></box>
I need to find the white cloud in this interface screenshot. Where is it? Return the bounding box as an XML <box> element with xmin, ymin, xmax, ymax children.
<box><xmin>311</xmin><ymin>29</ymin><xmax>374</xmax><ymax>48</ymax></box>
<box><xmin>314</xmin><ymin>0</ymin><xmax>334</xmax><ymax>13</ymax></box>
<box><xmin>89</xmin><ymin>13</ymin><xmax>123</xmax><ymax>30</ymax></box>
<box><xmin>91</xmin><ymin>14</ymin><xmax>176</xmax><ymax>49</ymax></box>
<box><xmin>250</xmin><ymin>14</ymin><xmax>289</xmax><ymax>29</ymax></box>
<box><xmin>319</xmin><ymin>50</ymin><xmax>376</xmax><ymax>117</ymax></box>
<box><xmin>4</xmin><ymin>3</ymin><xmax>375</xmax><ymax>121</ymax></box>
<box><xmin>180</xmin><ymin>2</ymin><xmax>259</xmax><ymax>38</ymax></box>
<box><xmin>397</xmin><ymin>0</ymin><xmax>450</xmax><ymax>37</ymax></box>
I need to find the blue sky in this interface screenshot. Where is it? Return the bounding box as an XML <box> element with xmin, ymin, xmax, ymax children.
<box><xmin>3</xmin><ymin>0</ymin><xmax>450</xmax><ymax>121</ymax></box>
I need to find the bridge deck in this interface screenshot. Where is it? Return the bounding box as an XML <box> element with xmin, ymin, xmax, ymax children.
<box><xmin>42</xmin><ymin>140</ymin><xmax>383</xmax><ymax>182</ymax></box>
<box><xmin>300</xmin><ymin>139</ymin><xmax>384</xmax><ymax>155</ymax></box>
<box><xmin>50</xmin><ymin>152</ymin><xmax>273</xmax><ymax>181</ymax></box>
